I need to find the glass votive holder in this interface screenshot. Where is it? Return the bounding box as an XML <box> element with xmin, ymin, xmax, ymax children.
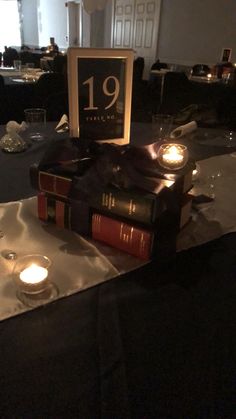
<box><xmin>152</xmin><ymin>114</ymin><xmax>173</xmax><ymax>142</ymax></box>
<box><xmin>157</xmin><ymin>143</ymin><xmax>188</xmax><ymax>171</ymax></box>
<box><xmin>13</xmin><ymin>254</ymin><xmax>51</xmax><ymax>295</ymax></box>
<box><xmin>12</xmin><ymin>254</ymin><xmax>58</xmax><ymax>307</ymax></box>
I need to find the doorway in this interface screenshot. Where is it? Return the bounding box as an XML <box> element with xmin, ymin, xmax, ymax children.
<box><xmin>113</xmin><ymin>0</ymin><xmax>162</xmax><ymax>79</ymax></box>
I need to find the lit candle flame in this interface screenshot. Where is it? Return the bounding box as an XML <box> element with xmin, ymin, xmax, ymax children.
<box><xmin>162</xmin><ymin>145</ymin><xmax>184</xmax><ymax>163</ymax></box>
<box><xmin>19</xmin><ymin>263</ymin><xmax>48</xmax><ymax>284</ymax></box>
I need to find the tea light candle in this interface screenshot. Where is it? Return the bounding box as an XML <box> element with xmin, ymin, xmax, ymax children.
<box><xmin>20</xmin><ymin>263</ymin><xmax>48</xmax><ymax>283</ymax></box>
<box><xmin>15</xmin><ymin>255</ymin><xmax>50</xmax><ymax>293</ymax></box>
<box><xmin>19</xmin><ymin>263</ymin><xmax>49</xmax><ymax>293</ymax></box>
<box><xmin>207</xmin><ymin>73</ymin><xmax>212</xmax><ymax>80</ymax></box>
<box><xmin>157</xmin><ymin>143</ymin><xmax>188</xmax><ymax>170</ymax></box>
<box><xmin>162</xmin><ymin>145</ymin><xmax>184</xmax><ymax>166</ymax></box>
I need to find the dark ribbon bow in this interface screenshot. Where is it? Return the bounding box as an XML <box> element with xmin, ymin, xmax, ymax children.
<box><xmin>39</xmin><ymin>138</ymin><xmax>181</xmax><ymax>210</ymax></box>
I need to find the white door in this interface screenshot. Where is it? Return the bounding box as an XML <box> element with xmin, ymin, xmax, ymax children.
<box><xmin>113</xmin><ymin>0</ymin><xmax>135</xmax><ymax>49</ymax></box>
<box><xmin>113</xmin><ymin>0</ymin><xmax>162</xmax><ymax>79</ymax></box>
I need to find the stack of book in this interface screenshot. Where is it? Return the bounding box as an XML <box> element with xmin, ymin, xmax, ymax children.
<box><xmin>30</xmin><ymin>155</ymin><xmax>194</xmax><ymax>262</ymax></box>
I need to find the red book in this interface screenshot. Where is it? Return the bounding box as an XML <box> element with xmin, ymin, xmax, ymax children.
<box><xmin>91</xmin><ymin>213</ymin><xmax>154</xmax><ymax>261</ymax></box>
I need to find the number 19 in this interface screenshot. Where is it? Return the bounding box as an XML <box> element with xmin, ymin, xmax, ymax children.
<box><xmin>83</xmin><ymin>76</ymin><xmax>120</xmax><ymax>110</ymax></box>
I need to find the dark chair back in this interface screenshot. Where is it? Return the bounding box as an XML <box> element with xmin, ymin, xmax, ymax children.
<box><xmin>3</xmin><ymin>48</ymin><xmax>19</xmax><ymax>67</ymax></box>
<box><xmin>33</xmin><ymin>72</ymin><xmax>67</xmax><ymax>107</ymax></box>
<box><xmin>0</xmin><ymin>75</ymin><xmax>10</xmax><ymax>124</ymax></box>
<box><xmin>53</xmin><ymin>54</ymin><xmax>68</xmax><ymax>86</ymax></box>
<box><xmin>44</xmin><ymin>91</ymin><xmax>69</xmax><ymax>121</ymax></box>
<box><xmin>160</xmin><ymin>72</ymin><xmax>192</xmax><ymax>114</ymax></box>
<box><xmin>0</xmin><ymin>75</ymin><xmax>4</xmax><ymax>89</ymax></box>
<box><xmin>151</xmin><ymin>60</ymin><xmax>168</xmax><ymax>71</ymax></box>
<box><xmin>19</xmin><ymin>51</ymin><xmax>41</xmax><ymax>68</ymax></box>
<box><xmin>133</xmin><ymin>57</ymin><xmax>144</xmax><ymax>82</ymax></box>
<box><xmin>53</xmin><ymin>54</ymin><xmax>67</xmax><ymax>74</ymax></box>
<box><xmin>161</xmin><ymin>71</ymin><xmax>225</xmax><ymax>126</ymax></box>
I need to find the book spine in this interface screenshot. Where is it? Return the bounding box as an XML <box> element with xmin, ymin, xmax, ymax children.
<box><xmin>37</xmin><ymin>193</ymin><xmax>90</xmax><ymax>236</ymax></box>
<box><xmin>91</xmin><ymin>188</ymin><xmax>162</xmax><ymax>224</ymax></box>
<box><xmin>92</xmin><ymin>213</ymin><xmax>154</xmax><ymax>261</ymax></box>
<box><xmin>38</xmin><ymin>193</ymin><xmax>71</xmax><ymax>228</ymax></box>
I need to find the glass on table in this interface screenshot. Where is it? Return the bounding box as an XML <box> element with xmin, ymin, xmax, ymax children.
<box><xmin>223</xmin><ymin>119</ymin><xmax>236</xmax><ymax>149</ymax></box>
<box><xmin>225</xmin><ymin>129</ymin><xmax>236</xmax><ymax>147</ymax></box>
<box><xmin>206</xmin><ymin>170</ymin><xmax>222</xmax><ymax>199</ymax></box>
<box><xmin>13</xmin><ymin>60</ymin><xmax>22</xmax><ymax>71</ymax></box>
<box><xmin>222</xmin><ymin>120</ymin><xmax>236</xmax><ymax>157</ymax></box>
<box><xmin>152</xmin><ymin>113</ymin><xmax>173</xmax><ymax>142</ymax></box>
<box><xmin>24</xmin><ymin>108</ymin><xmax>46</xmax><ymax>142</ymax></box>
<box><xmin>12</xmin><ymin>253</ymin><xmax>58</xmax><ymax>307</ymax></box>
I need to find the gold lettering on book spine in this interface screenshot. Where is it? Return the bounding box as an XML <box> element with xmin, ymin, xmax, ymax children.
<box><xmin>93</xmin><ymin>214</ymin><xmax>101</xmax><ymax>233</ymax></box>
<box><xmin>119</xmin><ymin>223</ymin><xmax>125</xmax><ymax>241</ymax></box>
<box><xmin>108</xmin><ymin>193</ymin><xmax>112</xmax><ymax>210</ymax></box>
<box><xmin>119</xmin><ymin>224</ymin><xmax>133</xmax><ymax>244</ymax></box>
<box><xmin>102</xmin><ymin>193</ymin><xmax>116</xmax><ymax>210</ymax></box>
<box><xmin>102</xmin><ymin>193</ymin><xmax>108</xmax><ymax>207</ymax></box>
<box><xmin>109</xmin><ymin>193</ymin><xmax>115</xmax><ymax>209</ymax></box>
<box><xmin>139</xmin><ymin>233</ymin><xmax>145</xmax><ymax>254</ymax></box>
<box><xmin>128</xmin><ymin>200</ymin><xmax>136</xmax><ymax>215</ymax></box>
<box><xmin>130</xmin><ymin>227</ymin><xmax>133</xmax><ymax>244</ymax></box>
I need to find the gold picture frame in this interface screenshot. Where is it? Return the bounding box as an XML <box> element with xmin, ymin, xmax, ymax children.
<box><xmin>67</xmin><ymin>47</ymin><xmax>134</xmax><ymax>145</ymax></box>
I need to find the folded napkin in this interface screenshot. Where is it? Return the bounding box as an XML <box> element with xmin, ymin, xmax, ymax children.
<box><xmin>55</xmin><ymin>114</ymin><xmax>69</xmax><ymax>133</ymax></box>
<box><xmin>170</xmin><ymin>121</ymin><xmax>197</xmax><ymax>139</ymax></box>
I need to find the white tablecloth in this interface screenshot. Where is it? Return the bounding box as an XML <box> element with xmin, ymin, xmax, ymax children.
<box><xmin>0</xmin><ymin>197</ymin><xmax>144</xmax><ymax>321</ymax></box>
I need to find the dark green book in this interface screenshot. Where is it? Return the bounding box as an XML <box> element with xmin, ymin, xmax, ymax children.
<box><xmin>88</xmin><ymin>186</ymin><xmax>166</xmax><ymax>224</ymax></box>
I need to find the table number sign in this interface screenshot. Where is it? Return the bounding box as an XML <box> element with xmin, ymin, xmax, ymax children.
<box><xmin>67</xmin><ymin>48</ymin><xmax>134</xmax><ymax>144</ymax></box>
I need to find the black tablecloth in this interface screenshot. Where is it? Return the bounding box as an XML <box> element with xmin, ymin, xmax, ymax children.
<box><xmin>0</xmin><ymin>122</ymin><xmax>234</xmax><ymax>203</ymax></box>
<box><xmin>0</xmin><ymin>123</ymin><xmax>235</xmax><ymax>419</ymax></box>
